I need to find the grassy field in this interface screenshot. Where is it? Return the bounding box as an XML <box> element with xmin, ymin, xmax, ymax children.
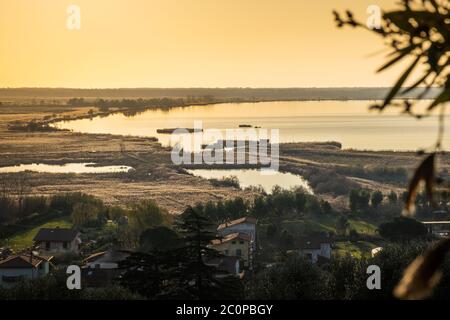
<box><xmin>1</xmin><ymin>217</ymin><xmax>72</xmax><ymax>251</ymax></box>
<box><xmin>279</xmin><ymin>214</ymin><xmax>379</xmax><ymax>236</ymax></box>
<box><xmin>258</xmin><ymin>214</ymin><xmax>382</xmax><ymax>259</ymax></box>
<box><xmin>334</xmin><ymin>240</ymin><xmax>382</xmax><ymax>259</ymax></box>
<box><xmin>280</xmin><ymin>217</ymin><xmax>335</xmax><ymax>234</ymax></box>
<box><xmin>347</xmin><ymin>218</ymin><xmax>378</xmax><ymax>235</ymax></box>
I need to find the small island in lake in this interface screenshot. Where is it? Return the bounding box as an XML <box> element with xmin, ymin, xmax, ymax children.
<box><xmin>157</xmin><ymin>128</ymin><xmax>203</xmax><ymax>134</ymax></box>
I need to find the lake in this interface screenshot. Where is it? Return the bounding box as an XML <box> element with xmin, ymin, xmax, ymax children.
<box><xmin>187</xmin><ymin>169</ymin><xmax>313</xmax><ymax>194</ymax></box>
<box><xmin>52</xmin><ymin>100</ymin><xmax>449</xmax><ymax>151</ymax></box>
<box><xmin>0</xmin><ymin>163</ymin><xmax>133</xmax><ymax>174</ymax></box>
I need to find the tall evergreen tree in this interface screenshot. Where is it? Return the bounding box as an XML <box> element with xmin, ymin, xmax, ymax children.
<box><xmin>120</xmin><ymin>206</ymin><xmax>244</xmax><ymax>300</ymax></box>
<box><xmin>171</xmin><ymin>206</ymin><xmax>224</xmax><ymax>299</ymax></box>
<box><xmin>119</xmin><ymin>251</ymin><xmax>166</xmax><ymax>298</ymax></box>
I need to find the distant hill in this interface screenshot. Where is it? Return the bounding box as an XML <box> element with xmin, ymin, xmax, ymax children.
<box><xmin>0</xmin><ymin>87</ymin><xmax>441</xmax><ymax>101</ymax></box>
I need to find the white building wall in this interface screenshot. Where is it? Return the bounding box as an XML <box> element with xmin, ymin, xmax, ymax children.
<box><xmin>233</xmin><ymin>261</ymin><xmax>240</xmax><ymax>275</ymax></box>
<box><xmin>38</xmin><ymin>237</ymin><xmax>80</xmax><ymax>254</ymax></box>
<box><xmin>320</xmin><ymin>244</ymin><xmax>331</xmax><ymax>259</ymax></box>
<box><xmin>0</xmin><ymin>261</ymin><xmax>50</xmax><ymax>287</ymax></box>
<box><xmin>300</xmin><ymin>244</ymin><xmax>332</xmax><ymax>263</ymax></box>
<box><xmin>218</xmin><ymin>221</ymin><xmax>257</xmax><ymax>269</ymax></box>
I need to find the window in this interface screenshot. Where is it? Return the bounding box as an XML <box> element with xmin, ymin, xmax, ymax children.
<box><xmin>45</xmin><ymin>242</ymin><xmax>50</xmax><ymax>250</ymax></box>
<box><xmin>63</xmin><ymin>242</ymin><xmax>68</xmax><ymax>249</ymax></box>
<box><xmin>224</xmin><ymin>250</ymin><xmax>229</xmax><ymax>255</ymax></box>
<box><xmin>236</xmin><ymin>249</ymin><xmax>242</xmax><ymax>257</ymax></box>
<box><xmin>232</xmin><ymin>241</ymin><xmax>236</xmax><ymax>244</ymax></box>
<box><xmin>239</xmin><ymin>241</ymin><xmax>244</xmax><ymax>244</ymax></box>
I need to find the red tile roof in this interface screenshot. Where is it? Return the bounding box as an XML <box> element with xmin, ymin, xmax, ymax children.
<box><xmin>211</xmin><ymin>232</ymin><xmax>251</xmax><ymax>245</ymax></box>
<box><xmin>0</xmin><ymin>253</ymin><xmax>53</xmax><ymax>269</ymax></box>
<box><xmin>83</xmin><ymin>251</ymin><xmax>107</xmax><ymax>264</ymax></box>
<box><xmin>83</xmin><ymin>249</ymin><xmax>129</xmax><ymax>265</ymax></box>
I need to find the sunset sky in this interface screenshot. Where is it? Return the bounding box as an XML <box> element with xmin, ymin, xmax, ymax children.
<box><xmin>0</xmin><ymin>0</ymin><xmax>405</xmax><ymax>88</ymax></box>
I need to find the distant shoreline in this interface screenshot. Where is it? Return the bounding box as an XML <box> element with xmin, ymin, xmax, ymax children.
<box><xmin>0</xmin><ymin>87</ymin><xmax>441</xmax><ymax>101</ymax></box>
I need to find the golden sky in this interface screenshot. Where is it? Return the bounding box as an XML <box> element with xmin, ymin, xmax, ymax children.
<box><xmin>0</xmin><ymin>0</ymin><xmax>404</xmax><ymax>88</ymax></box>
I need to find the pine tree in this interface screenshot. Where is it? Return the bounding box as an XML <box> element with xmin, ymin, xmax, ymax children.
<box><xmin>119</xmin><ymin>206</ymin><xmax>244</xmax><ymax>300</ymax></box>
<box><xmin>119</xmin><ymin>251</ymin><xmax>165</xmax><ymax>298</ymax></box>
<box><xmin>171</xmin><ymin>206</ymin><xmax>223</xmax><ymax>299</ymax></box>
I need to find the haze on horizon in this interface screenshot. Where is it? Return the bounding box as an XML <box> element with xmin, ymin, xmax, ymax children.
<box><xmin>0</xmin><ymin>0</ymin><xmax>409</xmax><ymax>89</ymax></box>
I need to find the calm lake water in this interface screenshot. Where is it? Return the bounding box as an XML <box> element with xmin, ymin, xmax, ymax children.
<box><xmin>53</xmin><ymin>100</ymin><xmax>449</xmax><ymax>151</ymax></box>
<box><xmin>0</xmin><ymin>163</ymin><xmax>133</xmax><ymax>174</ymax></box>
<box><xmin>187</xmin><ymin>169</ymin><xmax>313</xmax><ymax>194</ymax></box>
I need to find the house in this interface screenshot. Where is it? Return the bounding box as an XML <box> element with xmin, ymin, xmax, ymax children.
<box><xmin>33</xmin><ymin>228</ymin><xmax>81</xmax><ymax>254</ymax></box>
<box><xmin>217</xmin><ymin>217</ymin><xmax>257</xmax><ymax>249</ymax></box>
<box><xmin>83</xmin><ymin>249</ymin><xmax>129</xmax><ymax>269</ymax></box>
<box><xmin>0</xmin><ymin>252</ymin><xmax>53</xmax><ymax>287</ymax></box>
<box><xmin>81</xmin><ymin>249</ymin><xmax>129</xmax><ymax>287</ymax></box>
<box><xmin>298</xmin><ymin>234</ymin><xmax>333</xmax><ymax>264</ymax></box>
<box><xmin>421</xmin><ymin>221</ymin><xmax>450</xmax><ymax>238</ymax></box>
<box><xmin>211</xmin><ymin>232</ymin><xmax>252</xmax><ymax>268</ymax></box>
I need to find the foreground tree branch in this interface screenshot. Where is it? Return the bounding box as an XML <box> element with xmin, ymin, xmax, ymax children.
<box><xmin>334</xmin><ymin>0</ymin><xmax>450</xmax><ymax>299</ymax></box>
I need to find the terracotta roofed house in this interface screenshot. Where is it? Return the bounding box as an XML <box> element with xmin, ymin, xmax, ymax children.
<box><xmin>217</xmin><ymin>217</ymin><xmax>257</xmax><ymax>247</ymax></box>
<box><xmin>211</xmin><ymin>232</ymin><xmax>252</xmax><ymax>268</ymax></box>
<box><xmin>216</xmin><ymin>217</ymin><xmax>257</xmax><ymax>270</ymax></box>
<box><xmin>33</xmin><ymin>228</ymin><xmax>81</xmax><ymax>254</ymax></box>
<box><xmin>0</xmin><ymin>253</ymin><xmax>53</xmax><ymax>287</ymax></box>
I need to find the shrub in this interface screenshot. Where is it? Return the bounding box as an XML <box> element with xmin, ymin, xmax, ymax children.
<box><xmin>378</xmin><ymin>217</ymin><xmax>428</xmax><ymax>241</ymax></box>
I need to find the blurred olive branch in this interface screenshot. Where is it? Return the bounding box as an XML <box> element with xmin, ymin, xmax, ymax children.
<box><xmin>334</xmin><ymin>0</ymin><xmax>449</xmax><ymax>300</ymax></box>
